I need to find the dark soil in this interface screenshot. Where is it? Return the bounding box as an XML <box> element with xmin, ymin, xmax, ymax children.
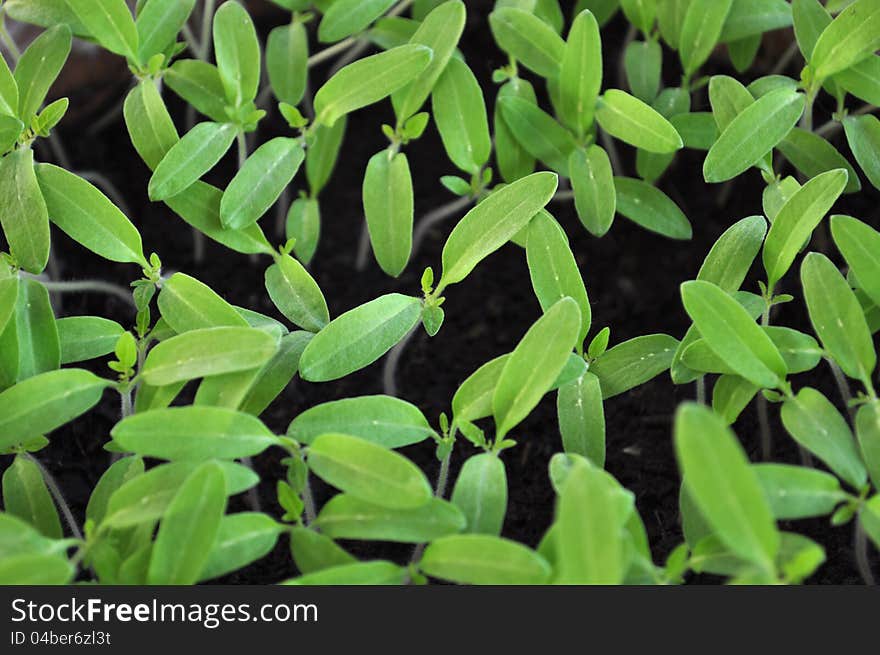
<box><xmin>3</xmin><ymin>3</ymin><xmax>878</xmax><ymax>584</ymax></box>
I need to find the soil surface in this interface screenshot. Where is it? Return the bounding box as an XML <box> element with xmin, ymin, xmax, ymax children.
<box><xmin>3</xmin><ymin>3</ymin><xmax>877</xmax><ymax>584</ymax></box>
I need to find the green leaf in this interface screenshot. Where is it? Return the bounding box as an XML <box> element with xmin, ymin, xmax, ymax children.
<box><xmin>147</xmin><ymin>461</ymin><xmax>227</xmax><ymax>585</ymax></box>
<box><xmin>811</xmin><ymin>0</ymin><xmax>880</xmax><ymax>80</ymax></box>
<box><xmin>391</xmin><ymin>1</ymin><xmax>466</xmax><ymax>123</ymax></box>
<box><xmin>33</xmin><ymin>97</ymin><xmax>68</xmax><ymax>136</ymax></box>
<box><xmin>781</xmin><ymin>388</ymin><xmax>867</xmax><ymax>489</ymax></box>
<box><xmin>836</xmin><ymin>56</ymin><xmax>880</xmax><ymax>107</ymax></box>
<box><xmin>67</xmin><ymin>0</ymin><xmax>138</xmax><ymax>61</ymax></box>
<box><xmin>494</xmin><ymin>79</ymin><xmax>537</xmax><ymax>183</ymax></box>
<box><xmin>0</xmin><ymin>511</ymin><xmax>69</xmax><ymax>561</ymax></box>
<box><xmin>557</xmin><ymin>373</ymin><xmax>605</xmax><ymax>465</ymax></box>
<box><xmin>289</xmin><ymin>525</ymin><xmax>356</xmax><ymax>574</ymax></box>
<box><xmin>239</xmin><ymin>330</ymin><xmax>312</xmax><ymax>416</ymax></box>
<box><xmin>569</xmin><ymin>146</ymin><xmax>616</xmax><ymax>237</ymax></box>
<box><xmin>319</xmin><ymin>0</ymin><xmax>395</xmax><ymax>43</ymax></box>
<box><xmin>452</xmin><ymin>352</ymin><xmax>586</xmax><ymax>424</ymax></box>
<box><xmin>526</xmin><ymin>211</ymin><xmax>591</xmax><ymax>345</ymax></box>
<box><xmin>489</xmin><ymin>7</ymin><xmax>565</xmax><ymax>78</ymax></box>
<box><xmin>421</xmin><ymin>534</ymin><xmax>549</xmax><ymax>584</ymax></box>
<box><xmin>158</xmin><ymin>272</ymin><xmax>247</xmax><ymax>333</ymax></box>
<box><xmin>165</xmin><ymin>181</ymin><xmax>274</xmax><ymax>256</ymax></box>
<box><xmin>85</xmin><ymin>456</ymin><xmax>144</xmax><ymax>526</ymax></box>
<box><xmin>680</xmin><ymin>280</ymin><xmax>786</xmax><ymax>389</ymax></box>
<box><xmin>2</xmin><ymin>455</ymin><xmax>62</xmax><ymax>538</ymax></box>
<box><xmin>57</xmin><ymin>316</ymin><xmax>124</xmax><ymax>364</ymax></box>
<box><xmin>0</xmin><ymin>369</ymin><xmax>109</xmax><ymax>451</ymax></box>
<box><xmin>674</xmin><ymin>403</ymin><xmax>779</xmax><ymax>570</ymax></box>
<box><xmin>266</xmin><ymin>21</ymin><xmax>308</xmax><ymax>106</ymax></box>
<box><xmin>314</xmin><ymin>44</ymin><xmax>433</xmax><ymax>127</ymax></box>
<box><xmin>450</xmin><ymin>453</ymin><xmax>508</xmax><ymax>536</ymax></box>
<box><xmin>697</xmin><ymin>215</ymin><xmax>767</xmax><ymax>292</ymax></box>
<box><xmin>13</xmin><ymin>24</ymin><xmax>71</xmax><ymax>122</ymax></box>
<box><xmin>308</xmin><ymin>433</ymin><xmax>432</xmax><ymax>509</ymax></box>
<box><xmin>719</xmin><ymin>0</ymin><xmax>792</xmax><ymax>42</ymax></box>
<box><xmin>164</xmin><ymin>60</ymin><xmax>229</xmax><ymax>123</ymax></box>
<box><xmin>136</xmin><ymin>0</ymin><xmax>196</xmax><ymax>63</ymax></box>
<box><xmin>843</xmin><ymin>114</ymin><xmax>880</xmax><ymax>191</ymax></box>
<box><xmin>102</xmin><ymin>460</ymin><xmax>254</xmax><ymax>529</ymax></box>
<box><xmin>596</xmin><ymin>89</ymin><xmax>683</xmax><ymax>154</ymax></box>
<box><xmin>763</xmin><ymin>169</ymin><xmax>848</xmax><ymax>288</ymax></box>
<box><xmin>0</xmin><ymin>47</ymin><xmax>17</xmax><ymax>118</ymax></box>
<box><xmin>439</xmin><ymin>172</ymin><xmax>558</xmax><ymax>290</ymax></box>
<box><xmin>832</xmin><ymin>215</ymin><xmax>880</xmax><ymax>311</ymax></box>
<box><xmin>221</xmin><ymin>137</ymin><xmax>304</xmax><ymax>230</ymax></box>
<box><xmin>36</xmin><ymin>164</ymin><xmax>147</xmax><ymax>266</ymax></box>
<box><xmin>712</xmin><ymin>374</ymin><xmax>760</xmax><ymax>425</ymax></box>
<box><xmin>624</xmin><ymin>39</ymin><xmax>662</xmax><ymax>103</ymax></box>
<box><xmin>708</xmin><ymin>75</ymin><xmax>753</xmax><ymax>133</ymax></box>
<box><xmin>765</xmin><ymin>326</ymin><xmax>823</xmax><ymax>374</ymax></box>
<box><xmin>555</xmin><ymin>459</ymin><xmax>634</xmax><ymax>584</ymax></box>
<box><xmin>368</xmin><ymin>16</ymin><xmax>421</xmax><ymax>50</ymax></box>
<box><xmin>754</xmin><ymin>463</ymin><xmax>846</xmax><ymax>520</ymax></box>
<box><xmin>0</xmin><ymin>277</ymin><xmax>19</xmax><ymax>340</ymax></box>
<box><xmin>0</xmin><ymin>553</ymin><xmax>73</xmax><ymax>584</ymax></box>
<box><xmin>4</xmin><ymin>0</ymin><xmax>87</xmax><ymax>35</ymax></box>
<box><xmin>8</xmin><ymin>279</ymin><xmax>59</xmax><ymax>381</ymax></box>
<box><xmin>212</xmin><ymin>0</ymin><xmax>261</xmax><ymax>106</ymax></box>
<box><xmin>575</xmin><ymin>0</ymin><xmax>622</xmax><ymax>26</ymax></box>
<box><xmin>499</xmin><ymin>97</ymin><xmax>577</xmax><ymax>175</ymax></box>
<box><xmin>299</xmin><ymin>294</ymin><xmax>422</xmax><ymax>382</ymax></box>
<box><xmin>306</xmin><ymin>119</ymin><xmax>347</xmax><ymax>197</ymax></box>
<box><xmin>314</xmin><ymin>494</ymin><xmax>465</xmax><ymax>543</ymax></box>
<box><xmin>615</xmin><ymin>177</ymin><xmax>691</xmax><ymax>241</ymax></box>
<box><xmin>148</xmin><ymin>122</ymin><xmax>237</xmax><ymax>201</ymax></box>
<box><xmin>680</xmin><ymin>0</ymin><xmax>734</xmax><ymax>76</ymax></box>
<box><xmin>363</xmin><ymin>150</ymin><xmax>414</xmax><ymax>277</ymax></box>
<box><xmin>123</xmin><ymin>80</ymin><xmax>179</xmax><ymax>171</ymax></box>
<box><xmin>0</xmin><ymin>148</ymin><xmax>50</xmax><ymax>274</ymax></box>
<box><xmin>432</xmin><ymin>58</ymin><xmax>491</xmax><ymax>175</ymax></box>
<box><xmin>802</xmin><ymin>252</ymin><xmax>876</xmax><ymax>383</ymax></box>
<box><xmin>283</xmin><ymin>560</ymin><xmax>407</xmax><ymax>585</ymax></box>
<box><xmin>778</xmin><ymin>128</ymin><xmax>860</xmax><ymax>194</ymax></box>
<box><xmin>681</xmin><ymin>328</ymin><xmax>805</xmax><ymax>379</ymax></box>
<box><xmin>728</xmin><ymin>34</ymin><xmax>762</xmax><ymax>73</ymax></box>
<box><xmin>286</xmin><ymin>197</ymin><xmax>322</xmax><ymax>265</ymax></box>
<box><xmin>559</xmin><ymin>8</ymin><xmax>602</xmax><ymax>136</ymax></box>
<box><xmin>0</xmin><ymin>116</ymin><xmax>23</xmax><ymax>153</ymax></box>
<box><xmin>856</xmin><ymin>401</ymin><xmax>880</xmax><ymax>488</ymax></box>
<box><xmin>620</xmin><ymin>0</ymin><xmax>657</xmax><ymax>34</ymax></box>
<box><xmin>142</xmin><ymin>326</ymin><xmax>279</xmax><ymax>386</ymax></box>
<box><xmin>703</xmin><ymin>87</ymin><xmax>804</xmax><ymax>183</ymax></box>
<box><xmin>112</xmin><ymin>407</ymin><xmax>279</xmax><ymax>460</ymax></box>
<box><xmin>493</xmin><ymin>297</ymin><xmax>582</xmax><ymax>439</ymax></box>
<box><xmin>669</xmin><ymin>112</ymin><xmax>718</xmax><ymax>151</ymax></box>
<box><xmin>762</xmin><ymin>176</ymin><xmax>799</xmax><ymax>223</ymax></box>
<box><xmin>199</xmin><ymin>512</ymin><xmax>283</xmax><ymax>581</ymax></box>
<box><xmin>590</xmin><ymin>333</ymin><xmax>679</xmax><ymax>399</ymax></box>
<box><xmin>288</xmin><ymin>395</ymin><xmax>434</xmax><ymax>448</ymax></box>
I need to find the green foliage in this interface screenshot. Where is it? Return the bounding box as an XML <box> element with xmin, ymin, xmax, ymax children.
<box><xmin>2</xmin><ymin>0</ymin><xmax>879</xmax><ymax>588</ymax></box>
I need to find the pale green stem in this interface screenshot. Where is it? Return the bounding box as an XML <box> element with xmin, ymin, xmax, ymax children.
<box><xmin>758</xmin><ymin>306</ymin><xmax>773</xmax><ymax>460</ymax></box>
<box><xmin>199</xmin><ymin>0</ymin><xmax>216</xmax><ymax>62</ymax></box>
<box><xmin>855</xmin><ymin>521</ymin><xmax>876</xmax><ymax>586</ymax></box>
<box><xmin>817</xmin><ymin>104</ymin><xmax>878</xmax><ymax>138</ymax></box>
<box><xmin>38</xmin><ymin>279</ymin><xmax>136</xmax><ymax>310</ymax></box>
<box><xmin>302</xmin><ymin>474</ymin><xmax>317</xmax><ymax>525</ymax></box>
